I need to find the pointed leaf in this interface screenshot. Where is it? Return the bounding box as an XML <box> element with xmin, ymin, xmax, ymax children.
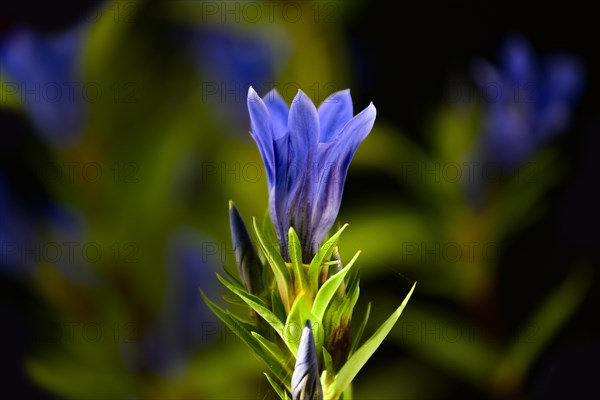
<box><xmin>288</xmin><ymin>227</ymin><xmax>308</xmax><ymax>293</ymax></box>
<box><xmin>272</xmin><ymin>291</ymin><xmax>287</xmax><ymax>322</ymax></box>
<box><xmin>222</xmin><ymin>265</ymin><xmax>245</xmax><ymax>289</ymax></box>
<box><xmin>252</xmin><ymin>217</ymin><xmax>291</xmax><ymax>310</ymax></box>
<box><xmin>216</xmin><ymin>274</ymin><xmax>285</xmax><ymax>338</ymax></box>
<box><xmin>350</xmin><ymin>303</ymin><xmax>371</xmax><ymax>355</ymax></box>
<box><xmin>252</xmin><ymin>332</ymin><xmax>294</xmax><ymax>371</ymax></box>
<box><xmin>284</xmin><ymin>293</ymin><xmax>310</xmax><ymax>355</ymax></box>
<box><xmin>326</xmin><ymin>283</ymin><xmax>416</xmax><ymax>398</ymax></box>
<box><xmin>308</xmin><ymin>224</ymin><xmax>348</xmax><ymax>291</ymax></box>
<box><xmin>200</xmin><ymin>291</ymin><xmax>289</xmax><ymax>384</ymax></box>
<box><xmin>338</xmin><ymin>277</ymin><xmax>360</xmax><ymax>320</ymax></box>
<box><xmin>262</xmin><ymin>210</ymin><xmax>279</xmax><ymax>249</ymax></box>
<box><xmin>222</xmin><ymin>293</ymin><xmax>247</xmax><ymax>306</ymax></box>
<box><xmin>312</xmin><ymin>251</ymin><xmax>361</xmax><ymax>322</ymax></box>
<box><xmin>322</xmin><ymin>347</ymin><xmax>334</xmax><ymax>374</ymax></box>
<box><xmin>284</xmin><ymin>293</ymin><xmax>324</xmax><ymax>356</ymax></box>
<box><xmin>265</xmin><ymin>373</ymin><xmax>291</xmax><ymax>400</ymax></box>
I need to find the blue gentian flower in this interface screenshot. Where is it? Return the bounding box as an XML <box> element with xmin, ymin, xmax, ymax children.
<box><xmin>291</xmin><ymin>321</ymin><xmax>323</xmax><ymax>400</ymax></box>
<box><xmin>472</xmin><ymin>35</ymin><xmax>584</xmax><ymax>169</ymax></box>
<box><xmin>0</xmin><ymin>24</ymin><xmax>88</xmax><ymax>146</ymax></box>
<box><xmin>247</xmin><ymin>87</ymin><xmax>376</xmax><ymax>261</ymax></box>
<box><xmin>191</xmin><ymin>26</ymin><xmax>289</xmax><ymax>135</ymax></box>
<box><xmin>45</xmin><ymin>204</ymin><xmax>97</xmax><ymax>284</ymax></box>
<box><xmin>139</xmin><ymin>227</ymin><xmax>218</xmax><ymax>375</ymax></box>
<box><xmin>0</xmin><ymin>173</ymin><xmax>94</xmax><ymax>281</ymax></box>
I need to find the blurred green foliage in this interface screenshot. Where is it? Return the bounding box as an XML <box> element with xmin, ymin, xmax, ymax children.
<box><xmin>0</xmin><ymin>0</ymin><xmax>591</xmax><ymax>398</ymax></box>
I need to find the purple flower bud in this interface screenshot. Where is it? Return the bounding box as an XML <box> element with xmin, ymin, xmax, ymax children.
<box><xmin>291</xmin><ymin>321</ymin><xmax>323</xmax><ymax>400</ymax></box>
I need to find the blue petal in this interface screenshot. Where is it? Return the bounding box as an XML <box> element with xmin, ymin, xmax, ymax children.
<box><xmin>545</xmin><ymin>55</ymin><xmax>585</xmax><ymax>104</ymax></box>
<box><xmin>330</xmin><ymin>103</ymin><xmax>377</xmax><ymax>164</ymax></box>
<box><xmin>310</xmin><ymin>103</ymin><xmax>376</xmax><ymax>250</ymax></box>
<box><xmin>501</xmin><ymin>36</ymin><xmax>536</xmax><ymax>85</ymax></box>
<box><xmin>263</xmin><ymin>89</ymin><xmax>289</xmax><ymax>139</ymax></box>
<box><xmin>195</xmin><ymin>28</ymin><xmax>276</xmax><ymax>93</ymax></box>
<box><xmin>0</xmin><ymin>174</ymin><xmax>42</xmax><ymax>277</ymax></box>
<box><xmin>272</xmin><ymin>134</ymin><xmax>292</xmax><ymax>253</ymax></box>
<box><xmin>142</xmin><ymin>227</ymin><xmax>218</xmax><ymax>374</ymax></box>
<box><xmin>247</xmin><ymin>87</ymin><xmax>275</xmax><ymax>187</ymax></box>
<box><xmin>0</xmin><ymin>26</ymin><xmax>87</xmax><ymax>146</ymax></box>
<box><xmin>286</xmin><ymin>90</ymin><xmax>320</xmax><ymax>251</ymax></box>
<box><xmin>485</xmin><ymin>104</ymin><xmax>533</xmax><ymax>167</ymax></box>
<box><xmin>288</xmin><ymin>89</ymin><xmax>319</xmax><ymax>161</ymax></box>
<box><xmin>261</xmin><ymin>89</ymin><xmax>290</xmax><ymax>250</ymax></box>
<box><xmin>471</xmin><ymin>60</ymin><xmax>502</xmax><ymax>96</ymax></box>
<box><xmin>168</xmin><ymin>230</ymin><xmax>217</xmax><ymax>348</ymax></box>
<box><xmin>318</xmin><ymin>89</ymin><xmax>353</xmax><ymax>142</ymax></box>
<box><xmin>534</xmin><ymin>102</ymin><xmax>570</xmax><ymax>141</ymax></box>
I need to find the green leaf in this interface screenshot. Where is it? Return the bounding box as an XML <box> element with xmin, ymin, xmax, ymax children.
<box><xmin>308</xmin><ymin>224</ymin><xmax>349</xmax><ymax>291</ymax></box>
<box><xmin>265</xmin><ymin>373</ymin><xmax>291</xmax><ymax>400</ymax></box>
<box><xmin>216</xmin><ymin>275</ymin><xmax>286</xmax><ymax>340</ymax></box>
<box><xmin>272</xmin><ymin>291</ymin><xmax>287</xmax><ymax>323</ymax></box>
<box><xmin>494</xmin><ymin>150</ymin><xmax>561</xmax><ymax>240</ymax></box>
<box><xmin>222</xmin><ymin>265</ymin><xmax>245</xmax><ymax>289</ymax></box>
<box><xmin>350</xmin><ymin>303</ymin><xmax>371</xmax><ymax>355</ymax></box>
<box><xmin>288</xmin><ymin>227</ymin><xmax>308</xmax><ymax>293</ymax></box>
<box><xmin>312</xmin><ymin>251</ymin><xmax>361</xmax><ymax>322</ymax></box>
<box><xmin>262</xmin><ymin>210</ymin><xmax>279</xmax><ymax>246</ymax></box>
<box><xmin>27</xmin><ymin>358</ymin><xmax>134</xmax><ymax>400</ymax></box>
<box><xmin>252</xmin><ymin>217</ymin><xmax>291</xmax><ymax>310</ymax></box>
<box><xmin>284</xmin><ymin>293</ymin><xmax>324</xmax><ymax>356</ymax></box>
<box><xmin>493</xmin><ymin>264</ymin><xmax>593</xmax><ymax>390</ymax></box>
<box><xmin>200</xmin><ymin>291</ymin><xmax>290</xmax><ymax>385</ymax></box>
<box><xmin>252</xmin><ymin>332</ymin><xmax>294</xmax><ymax>372</ymax></box>
<box><xmin>327</xmin><ymin>283</ymin><xmax>416</xmax><ymax>398</ymax></box>
<box><xmin>322</xmin><ymin>347</ymin><xmax>334</xmax><ymax>373</ymax></box>
<box><xmin>284</xmin><ymin>293</ymin><xmax>310</xmax><ymax>355</ymax></box>
<box><xmin>338</xmin><ymin>278</ymin><xmax>360</xmax><ymax>321</ymax></box>
<box><xmin>221</xmin><ymin>293</ymin><xmax>247</xmax><ymax>306</ymax></box>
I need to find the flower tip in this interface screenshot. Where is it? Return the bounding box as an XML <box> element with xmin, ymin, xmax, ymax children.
<box><xmin>228</xmin><ymin>200</ymin><xmax>234</xmax><ymax>210</ymax></box>
<box><xmin>340</xmin><ymin>88</ymin><xmax>351</xmax><ymax>96</ymax></box>
<box><xmin>304</xmin><ymin>320</ymin><xmax>312</xmax><ymax>331</ymax></box>
<box><xmin>293</xmin><ymin>88</ymin><xmax>307</xmax><ymax>103</ymax></box>
<box><xmin>361</xmin><ymin>102</ymin><xmax>377</xmax><ymax>123</ymax></box>
<box><xmin>247</xmin><ymin>86</ymin><xmax>260</xmax><ymax>102</ymax></box>
<box><xmin>292</xmin><ymin>320</ymin><xmax>322</xmax><ymax>400</ymax></box>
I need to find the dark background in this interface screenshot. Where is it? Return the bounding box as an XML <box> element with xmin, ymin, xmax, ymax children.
<box><xmin>2</xmin><ymin>1</ymin><xmax>599</xmax><ymax>398</ymax></box>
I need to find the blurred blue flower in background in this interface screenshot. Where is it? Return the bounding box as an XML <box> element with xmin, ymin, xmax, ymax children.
<box><xmin>472</xmin><ymin>35</ymin><xmax>584</xmax><ymax>169</ymax></box>
<box><xmin>190</xmin><ymin>26</ymin><xmax>290</xmax><ymax>135</ymax></box>
<box><xmin>45</xmin><ymin>203</ymin><xmax>97</xmax><ymax>285</ymax></box>
<box><xmin>0</xmin><ymin>172</ymin><xmax>40</xmax><ymax>278</ymax></box>
<box><xmin>248</xmin><ymin>87</ymin><xmax>376</xmax><ymax>261</ymax></box>
<box><xmin>0</xmin><ymin>172</ymin><xmax>93</xmax><ymax>282</ymax></box>
<box><xmin>0</xmin><ymin>23</ymin><xmax>89</xmax><ymax>146</ymax></box>
<box><xmin>138</xmin><ymin>227</ymin><xmax>217</xmax><ymax>376</ymax></box>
